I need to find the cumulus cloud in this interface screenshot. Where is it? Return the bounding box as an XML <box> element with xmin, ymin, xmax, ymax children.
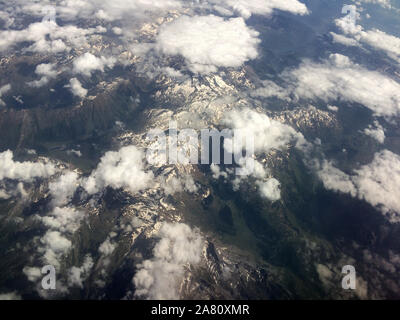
<box><xmin>334</xmin><ymin>10</ymin><xmax>400</xmax><ymax>63</ymax></box>
<box><xmin>0</xmin><ymin>292</ymin><xmax>21</xmax><ymax>300</ymax></box>
<box><xmin>0</xmin><ymin>189</ymin><xmax>10</xmax><ymax>199</ymax></box>
<box><xmin>353</xmin><ymin>150</ymin><xmax>400</xmax><ymax>221</ymax></box>
<box><xmin>352</xmin><ymin>0</ymin><xmax>393</xmax><ymax>9</ymax></box>
<box><xmin>68</xmin><ymin>78</ymin><xmax>87</xmax><ymax>98</ymax></box>
<box><xmin>161</xmin><ymin>175</ymin><xmax>199</xmax><ymax>195</ymax></box>
<box><xmin>316</xmin><ymin>150</ymin><xmax>400</xmax><ymax>223</ymax></box>
<box><xmin>0</xmin><ymin>20</ymin><xmax>104</xmax><ymax>53</ymax></box>
<box><xmin>68</xmin><ymin>255</ymin><xmax>94</xmax><ymax>288</ymax></box>
<box><xmin>0</xmin><ymin>83</ymin><xmax>11</xmax><ymax>107</ymax></box>
<box><xmin>330</xmin><ymin>32</ymin><xmax>360</xmax><ymax>47</ymax></box>
<box><xmin>224</xmin><ymin>108</ymin><xmax>305</xmax><ymax>154</ymax></box>
<box><xmin>89</xmin><ymin>0</ymin><xmax>182</xmax><ymax>21</ymax></box>
<box><xmin>22</xmin><ymin>266</ymin><xmax>42</xmax><ymax>283</ymax></box>
<box><xmin>82</xmin><ymin>143</ymin><xmax>197</xmax><ymax>198</ymax></box>
<box><xmin>112</xmin><ymin>27</ymin><xmax>123</xmax><ymax>35</ymax></box>
<box><xmin>0</xmin><ymin>11</ymin><xmax>14</xmax><ymax>28</ymax></box>
<box><xmin>23</xmin><ymin>170</ymin><xmax>85</xmax><ymax>272</ymax></box>
<box><xmin>49</xmin><ymin>171</ymin><xmax>79</xmax><ymax>207</ymax></box>
<box><xmin>98</xmin><ymin>237</ymin><xmax>116</xmax><ymax>256</ymax></box>
<box><xmin>0</xmin><ymin>150</ymin><xmax>56</xmax><ymax>182</ymax></box>
<box><xmin>250</xmin><ymin>80</ymin><xmax>292</xmax><ymax>101</ymax></box>
<box><xmin>40</xmin><ymin>206</ymin><xmax>85</xmax><ymax>234</ymax></box>
<box><xmin>359</xmin><ymin>29</ymin><xmax>400</xmax><ymax>62</ymax></box>
<box><xmin>34</xmin><ymin>62</ymin><xmax>58</xmax><ymax>78</ymax></box>
<box><xmin>210</xmin><ymin>164</ymin><xmax>228</xmax><ymax>180</ymax></box>
<box><xmin>8</xmin><ymin>0</ymin><xmax>308</xmax><ymax>27</ymax></box>
<box><xmin>67</xmin><ymin>149</ymin><xmax>82</xmax><ymax>157</ymax></box>
<box><xmin>256</xmin><ymin>178</ymin><xmax>281</xmax><ymax>201</ymax></box>
<box><xmin>327</xmin><ymin>105</ymin><xmax>339</xmax><ymax>112</ymax></box>
<box><xmin>24</xmin><ymin>190</ymin><xmax>86</xmax><ymax>294</ymax></box>
<box><xmin>40</xmin><ymin>230</ymin><xmax>72</xmax><ymax>268</ymax></box>
<box><xmin>363</xmin><ymin>121</ymin><xmax>385</xmax><ymax>143</ymax></box>
<box><xmin>6</xmin><ymin>0</ymin><xmax>182</xmax><ymax>22</ymax></box>
<box><xmin>133</xmin><ymin>223</ymin><xmax>203</xmax><ymax>299</ymax></box>
<box><xmin>33</xmin><ymin>204</ymin><xmax>85</xmax><ymax>268</ymax></box>
<box><xmin>72</xmin><ymin>52</ymin><xmax>116</xmax><ymax>77</ymax></box>
<box><xmin>285</xmin><ymin>54</ymin><xmax>400</xmax><ymax>118</ymax></box>
<box><xmin>209</xmin><ymin>0</ymin><xmax>309</xmax><ymax>19</ymax></box>
<box><xmin>316</xmin><ymin>160</ymin><xmax>357</xmax><ymax>196</ymax></box>
<box><xmin>28</xmin><ymin>63</ymin><xmax>58</xmax><ymax>88</ymax></box>
<box><xmin>83</xmin><ymin>146</ymin><xmax>154</xmax><ymax>195</ymax></box>
<box><xmin>219</xmin><ymin>108</ymin><xmax>307</xmax><ymax>200</ymax></box>
<box><xmin>155</xmin><ymin>15</ymin><xmax>260</xmax><ymax>74</ymax></box>
<box><xmin>252</xmin><ymin>53</ymin><xmax>400</xmax><ymax>117</ymax></box>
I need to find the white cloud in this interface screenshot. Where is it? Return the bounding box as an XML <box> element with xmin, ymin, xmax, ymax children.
<box><xmin>25</xmin><ymin>198</ymin><xmax>86</xmax><ymax>291</ymax></box>
<box><xmin>90</xmin><ymin>0</ymin><xmax>182</xmax><ymax>21</ymax></box>
<box><xmin>358</xmin><ymin>29</ymin><xmax>400</xmax><ymax>63</ymax></box>
<box><xmin>121</xmin><ymin>216</ymin><xmax>144</xmax><ymax>233</ymax></box>
<box><xmin>35</xmin><ymin>63</ymin><xmax>58</xmax><ymax>78</ymax></box>
<box><xmin>316</xmin><ymin>160</ymin><xmax>357</xmax><ymax>197</ymax></box>
<box><xmin>220</xmin><ymin>108</ymin><xmax>307</xmax><ymax>200</ymax></box>
<box><xmin>210</xmin><ymin>164</ymin><xmax>228</xmax><ymax>179</ymax></box>
<box><xmin>67</xmin><ymin>149</ymin><xmax>82</xmax><ymax>157</ymax></box>
<box><xmin>34</xmin><ymin>202</ymin><xmax>85</xmax><ymax>267</ymax></box>
<box><xmin>0</xmin><ymin>83</ymin><xmax>11</xmax><ymax>107</ymax></box>
<box><xmin>160</xmin><ymin>175</ymin><xmax>198</xmax><ymax>195</ymax></box>
<box><xmin>112</xmin><ymin>27</ymin><xmax>123</xmax><ymax>35</ymax></box>
<box><xmin>40</xmin><ymin>206</ymin><xmax>85</xmax><ymax>234</ymax></box>
<box><xmin>133</xmin><ymin>222</ymin><xmax>203</xmax><ymax>300</ymax></box>
<box><xmin>69</xmin><ymin>78</ymin><xmax>87</xmax><ymax>98</ymax></box>
<box><xmin>353</xmin><ymin>150</ymin><xmax>400</xmax><ymax>221</ymax></box>
<box><xmin>209</xmin><ymin>0</ymin><xmax>309</xmax><ymax>19</ymax></box>
<box><xmin>256</xmin><ymin>178</ymin><xmax>281</xmax><ymax>201</ymax></box>
<box><xmin>316</xmin><ymin>150</ymin><xmax>400</xmax><ymax>223</ymax></box>
<box><xmin>40</xmin><ymin>231</ymin><xmax>72</xmax><ymax>268</ymax></box>
<box><xmin>285</xmin><ymin>54</ymin><xmax>400</xmax><ymax>117</ymax></box>
<box><xmin>330</xmin><ymin>32</ymin><xmax>360</xmax><ymax>47</ymax></box>
<box><xmin>335</xmin><ymin>12</ymin><xmax>400</xmax><ymax>63</ymax></box>
<box><xmin>0</xmin><ymin>11</ymin><xmax>14</xmax><ymax>28</ymax></box>
<box><xmin>250</xmin><ymin>80</ymin><xmax>292</xmax><ymax>101</ymax></box>
<box><xmin>0</xmin><ymin>189</ymin><xmax>11</xmax><ymax>199</ymax></box>
<box><xmin>252</xmin><ymin>53</ymin><xmax>400</xmax><ymax>117</ymax></box>
<box><xmin>49</xmin><ymin>171</ymin><xmax>79</xmax><ymax>207</ymax></box>
<box><xmin>352</xmin><ymin>0</ymin><xmax>393</xmax><ymax>9</ymax></box>
<box><xmin>0</xmin><ymin>292</ymin><xmax>21</xmax><ymax>300</ymax></box>
<box><xmin>10</xmin><ymin>0</ymin><xmax>182</xmax><ymax>23</ymax></box>
<box><xmin>0</xmin><ymin>83</ymin><xmax>11</xmax><ymax>95</ymax></box>
<box><xmin>155</xmin><ymin>15</ymin><xmax>260</xmax><ymax>74</ymax></box>
<box><xmin>83</xmin><ymin>145</ymin><xmax>154</xmax><ymax>195</ymax></box>
<box><xmin>68</xmin><ymin>255</ymin><xmax>94</xmax><ymax>288</ymax></box>
<box><xmin>72</xmin><ymin>52</ymin><xmax>116</xmax><ymax>77</ymax></box>
<box><xmin>0</xmin><ymin>150</ymin><xmax>56</xmax><ymax>182</ymax></box>
<box><xmin>363</xmin><ymin>121</ymin><xmax>385</xmax><ymax>143</ymax></box>
<box><xmin>98</xmin><ymin>238</ymin><xmax>116</xmax><ymax>256</ymax></box>
<box><xmin>316</xmin><ymin>263</ymin><xmax>334</xmax><ymax>288</ymax></box>
<box><xmin>327</xmin><ymin>105</ymin><xmax>339</xmax><ymax>112</ymax></box>
<box><xmin>29</xmin><ymin>170</ymin><xmax>85</xmax><ymax>270</ymax></box>
<box><xmin>22</xmin><ymin>267</ymin><xmax>41</xmax><ymax>282</ymax></box>
<box><xmin>9</xmin><ymin>0</ymin><xmax>308</xmax><ymax>27</ymax></box>
<box><xmin>28</xmin><ymin>63</ymin><xmax>58</xmax><ymax>88</ymax></box>
<box><xmin>0</xmin><ymin>20</ymin><xmax>103</xmax><ymax>53</ymax></box>
<box><xmin>223</xmin><ymin>107</ymin><xmax>306</xmax><ymax>154</ymax></box>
